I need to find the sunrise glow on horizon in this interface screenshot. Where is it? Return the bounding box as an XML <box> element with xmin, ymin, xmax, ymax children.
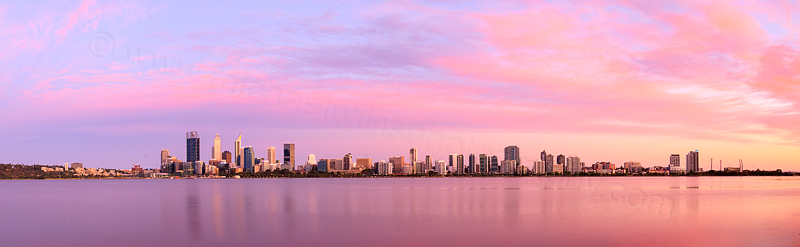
<box><xmin>1</xmin><ymin>0</ymin><xmax>799</xmax><ymax>170</ymax></box>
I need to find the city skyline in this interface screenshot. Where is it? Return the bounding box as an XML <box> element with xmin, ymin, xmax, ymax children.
<box><xmin>1</xmin><ymin>1</ymin><xmax>799</xmax><ymax>170</ymax></box>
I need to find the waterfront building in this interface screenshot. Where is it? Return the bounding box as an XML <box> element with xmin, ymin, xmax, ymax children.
<box><xmin>501</xmin><ymin>160</ymin><xmax>516</xmax><ymax>174</ymax></box>
<box><xmin>686</xmin><ymin>151</ymin><xmax>700</xmax><ymax>172</ymax></box>
<box><xmin>161</xmin><ymin>149</ymin><xmax>170</xmax><ymax>166</ymax></box>
<box><xmin>409</xmin><ymin>148</ymin><xmax>417</xmax><ymax>167</ymax></box>
<box><xmin>356</xmin><ymin>158</ymin><xmax>373</xmax><ymax>170</ymax></box>
<box><xmin>243</xmin><ymin>146</ymin><xmax>255</xmax><ymax>173</ymax></box>
<box><xmin>545</xmin><ymin>154</ymin><xmax>554</xmax><ymax>173</ymax></box>
<box><xmin>343</xmin><ymin>153</ymin><xmax>353</xmax><ymax>170</ymax></box>
<box><xmin>669</xmin><ymin>154</ymin><xmax>680</xmax><ymax>168</ymax></box>
<box><xmin>624</xmin><ymin>161</ymin><xmax>643</xmax><ymax>174</ymax></box>
<box><xmin>479</xmin><ymin>154</ymin><xmax>489</xmax><ymax>174</ymax></box>
<box><xmin>306</xmin><ymin>154</ymin><xmax>317</xmax><ymax>172</ymax></box>
<box><xmin>557</xmin><ymin>154</ymin><xmax>565</xmax><ymax>166</ymax></box>
<box><xmin>468</xmin><ymin>153</ymin><xmax>477</xmax><ymax>174</ymax></box>
<box><xmin>402</xmin><ymin>165</ymin><xmax>414</xmax><ymax>174</ymax></box>
<box><xmin>283</xmin><ymin>143</ymin><xmax>295</xmax><ymax>170</ymax></box>
<box><xmin>235</xmin><ymin>133</ymin><xmax>242</xmax><ymax>167</ymax></box>
<box><xmin>221</xmin><ymin>151</ymin><xmax>232</xmax><ymax>164</ymax></box>
<box><xmin>413</xmin><ymin>161</ymin><xmax>425</xmax><ymax>174</ymax></box>
<box><xmin>318</xmin><ymin>159</ymin><xmax>330</xmax><ymax>172</ymax></box>
<box><xmin>532</xmin><ymin>161</ymin><xmax>545</xmax><ymax>174</ymax></box>
<box><xmin>376</xmin><ymin>160</ymin><xmax>393</xmax><ymax>175</ymax></box>
<box><xmin>212</xmin><ymin>133</ymin><xmax>221</xmax><ymax>161</ymax></box>
<box><xmin>389</xmin><ymin>156</ymin><xmax>405</xmax><ymax>174</ymax></box>
<box><xmin>435</xmin><ymin>160</ymin><xmax>447</xmax><ymax>175</ymax></box>
<box><xmin>552</xmin><ymin>164</ymin><xmax>564</xmax><ymax>174</ymax></box>
<box><xmin>186</xmin><ymin>131</ymin><xmax>200</xmax><ymax>163</ymax></box>
<box><xmin>449</xmin><ymin>154</ymin><xmax>465</xmax><ymax>174</ymax></box>
<box><xmin>565</xmin><ymin>156</ymin><xmax>581</xmax><ymax>174</ymax></box>
<box><xmin>267</xmin><ymin>146</ymin><xmax>276</xmax><ymax>165</ymax></box>
<box><xmin>425</xmin><ymin>155</ymin><xmax>432</xmax><ymax>173</ymax></box>
<box><xmin>490</xmin><ymin>155</ymin><xmax>499</xmax><ymax>174</ymax></box>
<box><xmin>504</xmin><ymin>146</ymin><xmax>521</xmax><ymax>168</ymax></box>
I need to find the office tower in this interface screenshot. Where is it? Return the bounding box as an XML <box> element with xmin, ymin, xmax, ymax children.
<box><xmin>343</xmin><ymin>153</ymin><xmax>353</xmax><ymax>170</ymax></box>
<box><xmin>329</xmin><ymin>158</ymin><xmax>345</xmax><ymax>171</ymax></box>
<box><xmin>425</xmin><ymin>155</ymin><xmax>432</xmax><ymax>173</ymax></box>
<box><xmin>557</xmin><ymin>154</ymin><xmax>565</xmax><ymax>166</ymax></box>
<box><xmin>283</xmin><ymin>143</ymin><xmax>295</xmax><ymax>170</ymax></box>
<box><xmin>413</xmin><ymin>161</ymin><xmax>425</xmax><ymax>174</ymax></box>
<box><xmin>566</xmin><ymin>156</ymin><xmax>581</xmax><ymax>173</ymax></box>
<box><xmin>243</xmin><ymin>146</ymin><xmax>255</xmax><ymax>173</ymax></box>
<box><xmin>479</xmin><ymin>154</ymin><xmax>489</xmax><ymax>174</ymax></box>
<box><xmin>389</xmin><ymin>156</ymin><xmax>404</xmax><ymax>174</ymax></box>
<box><xmin>669</xmin><ymin>154</ymin><xmax>680</xmax><ymax>168</ymax></box>
<box><xmin>490</xmin><ymin>155</ymin><xmax>499</xmax><ymax>174</ymax></box>
<box><xmin>267</xmin><ymin>146</ymin><xmax>276</xmax><ymax>165</ymax></box>
<box><xmin>435</xmin><ymin>160</ymin><xmax>447</xmax><ymax>175</ymax></box>
<box><xmin>356</xmin><ymin>158</ymin><xmax>373</xmax><ymax>170</ymax></box>
<box><xmin>186</xmin><ymin>131</ymin><xmax>200</xmax><ymax>163</ymax></box>
<box><xmin>212</xmin><ymin>133</ymin><xmax>221</xmax><ymax>161</ymax></box>
<box><xmin>532</xmin><ymin>161</ymin><xmax>546</xmax><ymax>174</ymax></box>
<box><xmin>235</xmin><ymin>133</ymin><xmax>242</xmax><ymax>167</ymax></box>
<box><xmin>504</xmin><ymin>146</ymin><xmax>521</xmax><ymax>168</ymax></box>
<box><xmin>545</xmin><ymin>154</ymin><xmax>554</xmax><ymax>173</ymax></box>
<box><xmin>501</xmin><ymin>160</ymin><xmax>516</xmax><ymax>174</ymax></box>
<box><xmin>410</xmin><ymin>148</ymin><xmax>417</xmax><ymax>167</ymax></box>
<box><xmin>469</xmin><ymin>153</ymin><xmax>477</xmax><ymax>174</ymax></box>
<box><xmin>376</xmin><ymin>160</ymin><xmax>393</xmax><ymax>175</ymax></box>
<box><xmin>306</xmin><ymin>154</ymin><xmax>317</xmax><ymax>172</ymax></box>
<box><xmin>161</xmin><ymin>149</ymin><xmax>170</xmax><ymax>165</ymax></box>
<box><xmin>221</xmin><ymin>151</ymin><xmax>232</xmax><ymax>164</ymax></box>
<box><xmin>686</xmin><ymin>150</ymin><xmax>699</xmax><ymax>172</ymax></box>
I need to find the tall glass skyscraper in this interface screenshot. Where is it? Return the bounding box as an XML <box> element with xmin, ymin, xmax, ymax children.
<box><xmin>504</xmin><ymin>146</ymin><xmax>520</xmax><ymax>167</ymax></box>
<box><xmin>283</xmin><ymin>143</ymin><xmax>295</xmax><ymax>170</ymax></box>
<box><xmin>186</xmin><ymin>131</ymin><xmax>200</xmax><ymax>163</ymax></box>
<box><xmin>243</xmin><ymin>146</ymin><xmax>255</xmax><ymax>173</ymax></box>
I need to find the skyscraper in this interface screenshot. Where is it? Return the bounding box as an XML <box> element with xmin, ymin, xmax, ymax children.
<box><xmin>435</xmin><ymin>160</ymin><xmax>446</xmax><ymax>175</ymax></box>
<box><xmin>356</xmin><ymin>158</ymin><xmax>373</xmax><ymax>170</ymax></box>
<box><xmin>565</xmin><ymin>156</ymin><xmax>581</xmax><ymax>174</ymax></box>
<box><xmin>490</xmin><ymin>155</ymin><xmax>499</xmax><ymax>174</ymax></box>
<box><xmin>221</xmin><ymin>151</ymin><xmax>232</xmax><ymax>164</ymax></box>
<box><xmin>479</xmin><ymin>154</ymin><xmax>489</xmax><ymax>174</ymax></box>
<box><xmin>267</xmin><ymin>146</ymin><xmax>276</xmax><ymax>165</ymax></box>
<box><xmin>545</xmin><ymin>154</ymin><xmax>554</xmax><ymax>173</ymax></box>
<box><xmin>212</xmin><ymin>133</ymin><xmax>221</xmax><ymax>161</ymax></box>
<box><xmin>161</xmin><ymin>149</ymin><xmax>170</xmax><ymax>165</ymax></box>
<box><xmin>686</xmin><ymin>150</ymin><xmax>699</xmax><ymax>172</ymax></box>
<box><xmin>425</xmin><ymin>155</ymin><xmax>432</xmax><ymax>173</ymax></box>
<box><xmin>243</xmin><ymin>146</ymin><xmax>255</xmax><ymax>173</ymax></box>
<box><xmin>541</xmin><ymin>150</ymin><xmax>547</xmax><ymax>163</ymax></box>
<box><xmin>504</xmin><ymin>146</ymin><xmax>521</xmax><ymax>167</ymax></box>
<box><xmin>557</xmin><ymin>154</ymin><xmax>565</xmax><ymax>166</ymax></box>
<box><xmin>409</xmin><ymin>148</ymin><xmax>417</xmax><ymax>167</ymax></box>
<box><xmin>468</xmin><ymin>153</ymin><xmax>477</xmax><ymax>174</ymax></box>
<box><xmin>234</xmin><ymin>132</ymin><xmax>242</xmax><ymax>167</ymax></box>
<box><xmin>186</xmin><ymin>131</ymin><xmax>200</xmax><ymax>163</ymax></box>
<box><xmin>283</xmin><ymin>143</ymin><xmax>295</xmax><ymax>170</ymax></box>
<box><xmin>449</xmin><ymin>154</ymin><xmax>464</xmax><ymax>174</ymax></box>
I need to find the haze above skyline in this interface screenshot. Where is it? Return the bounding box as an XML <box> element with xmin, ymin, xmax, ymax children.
<box><xmin>1</xmin><ymin>0</ymin><xmax>799</xmax><ymax>170</ymax></box>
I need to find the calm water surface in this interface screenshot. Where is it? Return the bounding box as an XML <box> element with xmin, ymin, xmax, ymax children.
<box><xmin>1</xmin><ymin>177</ymin><xmax>799</xmax><ymax>247</ymax></box>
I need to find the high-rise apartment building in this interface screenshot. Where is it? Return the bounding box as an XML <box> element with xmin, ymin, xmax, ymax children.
<box><xmin>424</xmin><ymin>155</ymin><xmax>432</xmax><ymax>173</ymax></box>
<box><xmin>557</xmin><ymin>154</ymin><xmax>565</xmax><ymax>166</ymax></box>
<box><xmin>449</xmin><ymin>154</ymin><xmax>464</xmax><ymax>174</ymax></box>
<box><xmin>435</xmin><ymin>160</ymin><xmax>447</xmax><ymax>175</ymax></box>
<box><xmin>686</xmin><ymin>150</ymin><xmax>699</xmax><ymax>172</ymax></box>
<box><xmin>343</xmin><ymin>153</ymin><xmax>353</xmax><ymax>170</ymax></box>
<box><xmin>504</xmin><ymin>146</ymin><xmax>521</xmax><ymax>167</ymax></box>
<box><xmin>501</xmin><ymin>160</ymin><xmax>516</xmax><ymax>174</ymax></box>
<box><xmin>545</xmin><ymin>154</ymin><xmax>554</xmax><ymax>173</ymax></box>
<box><xmin>479</xmin><ymin>154</ymin><xmax>489</xmax><ymax>174</ymax></box>
<box><xmin>186</xmin><ymin>131</ymin><xmax>200</xmax><ymax>163</ymax></box>
<box><xmin>161</xmin><ymin>149</ymin><xmax>170</xmax><ymax>165</ymax></box>
<box><xmin>283</xmin><ymin>143</ymin><xmax>295</xmax><ymax>170</ymax></box>
<box><xmin>212</xmin><ymin>133</ymin><xmax>221</xmax><ymax>161</ymax></box>
<box><xmin>565</xmin><ymin>156</ymin><xmax>581</xmax><ymax>174</ymax></box>
<box><xmin>376</xmin><ymin>160</ymin><xmax>393</xmax><ymax>175</ymax></box>
<box><xmin>532</xmin><ymin>161</ymin><xmax>546</xmax><ymax>174</ymax></box>
<box><xmin>468</xmin><ymin>153</ymin><xmax>477</xmax><ymax>174</ymax></box>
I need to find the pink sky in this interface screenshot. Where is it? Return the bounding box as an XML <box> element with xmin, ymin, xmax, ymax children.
<box><xmin>0</xmin><ymin>0</ymin><xmax>799</xmax><ymax>170</ymax></box>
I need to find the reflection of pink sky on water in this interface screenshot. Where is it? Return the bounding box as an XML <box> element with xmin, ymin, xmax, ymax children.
<box><xmin>1</xmin><ymin>177</ymin><xmax>798</xmax><ymax>246</ymax></box>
